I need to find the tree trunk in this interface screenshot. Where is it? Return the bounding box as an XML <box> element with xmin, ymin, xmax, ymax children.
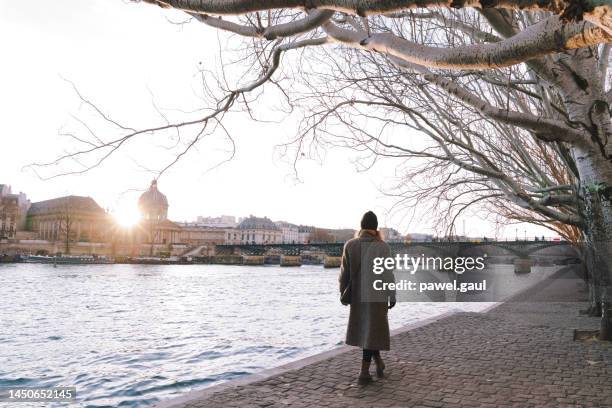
<box><xmin>559</xmin><ymin>49</ymin><xmax>612</xmax><ymax>339</ymax></box>
<box><xmin>573</xmin><ymin>146</ymin><xmax>612</xmax><ymax>340</ymax></box>
<box><xmin>602</xmin><ymin>302</ymin><xmax>612</xmax><ymax>341</ymax></box>
<box><xmin>580</xmin><ymin>244</ymin><xmax>602</xmax><ymax>316</ymax></box>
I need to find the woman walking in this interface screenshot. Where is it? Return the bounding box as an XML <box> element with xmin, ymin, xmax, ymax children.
<box><xmin>339</xmin><ymin>211</ymin><xmax>396</xmax><ymax>384</ymax></box>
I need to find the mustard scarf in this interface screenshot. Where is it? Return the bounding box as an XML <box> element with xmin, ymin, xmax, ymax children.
<box><xmin>359</xmin><ymin>229</ymin><xmax>383</xmax><ymax>241</ymax></box>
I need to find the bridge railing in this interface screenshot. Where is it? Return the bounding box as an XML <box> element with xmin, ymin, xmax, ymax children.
<box><xmin>214</xmin><ymin>240</ymin><xmax>572</xmax><ymax>256</ymax></box>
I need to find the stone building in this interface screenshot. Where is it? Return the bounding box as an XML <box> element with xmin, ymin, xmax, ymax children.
<box><xmin>137</xmin><ymin>180</ymin><xmax>181</xmax><ymax>245</ymax></box>
<box><xmin>0</xmin><ymin>185</ymin><xmax>30</xmax><ymax>239</ymax></box>
<box><xmin>195</xmin><ymin>215</ymin><xmax>237</xmax><ymax>228</ymax></box>
<box><xmin>0</xmin><ymin>194</ymin><xmax>19</xmax><ymax>240</ymax></box>
<box><xmin>179</xmin><ymin>223</ymin><xmax>227</xmax><ymax>246</ymax></box>
<box><xmin>26</xmin><ymin>195</ymin><xmax>109</xmax><ymax>243</ymax></box>
<box><xmin>297</xmin><ymin>225</ymin><xmax>314</xmax><ymax>244</ymax></box>
<box><xmin>275</xmin><ymin>221</ymin><xmax>299</xmax><ymax>244</ymax></box>
<box><xmin>139</xmin><ymin>179</ymin><xmax>168</xmax><ymax>222</ymax></box>
<box><xmin>227</xmin><ymin>216</ymin><xmax>282</xmax><ymax>244</ymax></box>
<box><xmin>226</xmin><ymin>228</ymin><xmax>239</xmax><ymax>244</ymax></box>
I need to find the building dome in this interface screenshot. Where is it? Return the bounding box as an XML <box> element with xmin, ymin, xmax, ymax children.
<box><xmin>138</xmin><ymin>180</ymin><xmax>168</xmax><ymax>221</ymax></box>
<box><xmin>238</xmin><ymin>216</ymin><xmax>280</xmax><ymax>231</ymax></box>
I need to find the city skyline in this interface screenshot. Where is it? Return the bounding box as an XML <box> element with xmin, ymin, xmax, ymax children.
<box><xmin>1</xmin><ymin>180</ymin><xmax>560</xmax><ymax>241</ymax></box>
<box><xmin>0</xmin><ymin>180</ymin><xmax>399</xmax><ymax>235</ymax></box>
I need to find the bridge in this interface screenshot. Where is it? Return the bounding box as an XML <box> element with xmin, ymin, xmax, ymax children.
<box><xmin>215</xmin><ymin>240</ymin><xmax>578</xmax><ymax>259</ymax></box>
<box><xmin>212</xmin><ymin>240</ymin><xmax>581</xmax><ymax>270</ymax></box>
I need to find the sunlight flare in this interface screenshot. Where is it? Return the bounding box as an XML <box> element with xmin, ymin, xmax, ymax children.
<box><xmin>113</xmin><ymin>202</ymin><xmax>141</xmax><ymax>227</ymax></box>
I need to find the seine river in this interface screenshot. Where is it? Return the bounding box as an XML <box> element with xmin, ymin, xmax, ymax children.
<box><xmin>0</xmin><ymin>263</ymin><xmax>561</xmax><ymax>407</ymax></box>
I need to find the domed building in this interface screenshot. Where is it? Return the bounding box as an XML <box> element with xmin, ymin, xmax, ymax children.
<box><xmin>229</xmin><ymin>215</ymin><xmax>282</xmax><ymax>244</ymax></box>
<box><xmin>138</xmin><ymin>180</ymin><xmax>168</xmax><ymax>221</ymax></box>
<box><xmin>137</xmin><ymin>180</ymin><xmax>180</xmax><ymax>252</ymax></box>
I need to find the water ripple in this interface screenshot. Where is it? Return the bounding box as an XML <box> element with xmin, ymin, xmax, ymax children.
<box><xmin>0</xmin><ymin>263</ymin><xmax>539</xmax><ymax>407</ymax></box>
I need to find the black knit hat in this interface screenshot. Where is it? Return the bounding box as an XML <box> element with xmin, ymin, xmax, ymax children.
<box><xmin>360</xmin><ymin>211</ymin><xmax>378</xmax><ymax>230</ymax></box>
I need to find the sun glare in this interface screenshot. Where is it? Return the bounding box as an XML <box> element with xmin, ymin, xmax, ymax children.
<box><xmin>113</xmin><ymin>204</ymin><xmax>141</xmax><ymax>228</ymax></box>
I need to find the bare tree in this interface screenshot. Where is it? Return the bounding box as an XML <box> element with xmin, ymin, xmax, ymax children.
<box><xmin>310</xmin><ymin>228</ymin><xmax>335</xmax><ymax>242</ymax></box>
<box><xmin>58</xmin><ymin>200</ymin><xmax>75</xmax><ymax>255</ymax></box>
<box><xmin>283</xmin><ymin>47</ymin><xmax>584</xmax><ymax>237</ymax></box>
<box><xmin>29</xmin><ymin>1</ymin><xmax>612</xmax><ymax>337</ymax></box>
<box><xmin>146</xmin><ymin>218</ymin><xmax>161</xmax><ymax>256</ymax></box>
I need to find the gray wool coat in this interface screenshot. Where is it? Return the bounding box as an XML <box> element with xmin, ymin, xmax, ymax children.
<box><xmin>339</xmin><ymin>232</ymin><xmax>396</xmax><ymax>351</ymax></box>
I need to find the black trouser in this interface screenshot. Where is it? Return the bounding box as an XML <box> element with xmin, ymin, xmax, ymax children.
<box><xmin>362</xmin><ymin>349</ymin><xmax>380</xmax><ymax>362</ymax></box>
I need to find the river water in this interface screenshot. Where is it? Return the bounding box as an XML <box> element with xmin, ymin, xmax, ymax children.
<box><xmin>0</xmin><ymin>263</ymin><xmax>561</xmax><ymax>407</ymax></box>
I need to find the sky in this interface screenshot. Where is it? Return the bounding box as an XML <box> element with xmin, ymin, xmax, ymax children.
<box><xmin>0</xmin><ymin>0</ymin><xmax>555</xmax><ymax>238</ymax></box>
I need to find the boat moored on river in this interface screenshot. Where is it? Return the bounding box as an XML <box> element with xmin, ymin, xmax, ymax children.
<box><xmin>22</xmin><ymin>255</ymin><xmax>113</xmax><ymax>264</ymax></box>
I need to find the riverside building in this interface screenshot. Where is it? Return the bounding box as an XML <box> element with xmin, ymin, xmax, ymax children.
<box><xmin>0</xmin><ymin>184</ymin><xmax>30</xmax><ymax>240</ymax></box>
<box><xmin>227</xmin><ymin>215</ymin><xmax>282</xmax><ymax>244</ymax></box>
<box><xmin>26</xmin><ymin>195</ymin><xmax>109</xmax><ymax>243</ymax></box>
<box><xmin>137</xmin><ymin>179</ymin><xmax>181</xmax><ymax>246</ymax></box>
<box><xmin>275</xmin><ymin>221</ymin><xmax>299</xmax><ymax>244</ymax></box>
<box><xmin>195</xmin><ymin>215</ymin><xmax>237</xmax><ymax>228</ymax></box>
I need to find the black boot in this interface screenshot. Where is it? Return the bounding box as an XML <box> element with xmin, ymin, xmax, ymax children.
<box><xmin>358</xmin><ymin>360</ymin><xmax>372</xmax><ymax>385</ymax></box>
<box><xmin>373</xmin><ymin>354</ymin><xmax>385</xmax><ymax>378</ymax></box>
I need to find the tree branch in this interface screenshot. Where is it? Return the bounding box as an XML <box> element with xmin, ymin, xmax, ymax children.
<box><xmin>360</xmin><ymin>16</ymin><xmax>611</xmax><ymax>70</ymax></box>
<box><xmin>422</xmin><ymin>73</ymin><xmax>591</xmax><ymax>145</ymax></box>
<box><xmin>141</xmin><ymin>0</ymin><xmax>612</xmax><ymax>35</ymax></box>
<box><xmin>191</xmin><ymin>9</ymin><xmax>334</xmax><ymax>39</ymax></box>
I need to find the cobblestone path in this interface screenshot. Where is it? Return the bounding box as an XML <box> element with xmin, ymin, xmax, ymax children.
<box><xmin>159</xmin><ymin>267</ymin><xmax>612</xmax><ymax>408</ymax></box>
